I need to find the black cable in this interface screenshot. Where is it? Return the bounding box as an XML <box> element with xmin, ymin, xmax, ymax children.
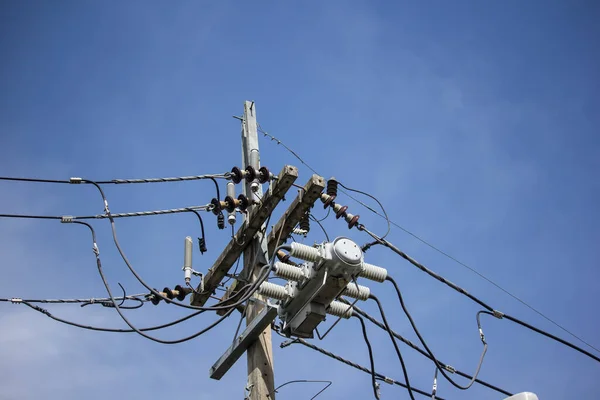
<box><xmin>69</xmin><ymin>220</ymin><xmax>235</xmax><ymax>343</ymax></box>
<box><xmin>278</xmin><ymin>335</ymin><xmax>444</xmax><ymax>399</ymax></box>
<box><xmin>387</xmin><ymin>276</ymin><xmax>488</xmax><ymax>390</ymax></box>
<box><xmin>270</xmin><ymin>380</ymin><xmax>332</xmax><ymax>400</ymax></box>
<box><xmin>353</xmin><ymin>314</ymin><xmax>380</xmax><ymax>399</ymax></box>
<box><xmin>80</xmin><ymin>282</ymin><xmax>145</xmax><ymax>309</ymax></box>
<box><xmin>337</xmin><ymin>181</ymin><xmax>390</xmax><ymax>240</ymax></box>
<box><xmin>184</xmin><ymin>208</ymin><xmax>207</xmax><ymax>254</ymax></box>
<box><xmin>348</xmin><ymin>302</ymin><xmax>512</xmax><ymax>397</ymax></box>
<box><xmin>17</xmin><ymin>300</ymin><xmax>206</xmax><ymax>333</ymax></box>
<box><xmin>369</xmin><ymin>294</ymin><xmax>416</xmax><ymax>400</ymax></box>
<box><xmin>0</xmin><ymin>174</ymin><xmax>230</xmax><ymax>185</ymax></box>
<box><xmin>208</xmin><ymin>177</ymin><xmax>220</xmax><ymax>202</ymax></box>
<box><xmin>0</xmin><ymin>213</ymin><xmax>62</xmax><ymax>220</ymax></box>
<box><xmin>314</xmin><ymin>206</ymin><xmax>331</xmax><ymax>223</ymax></box>
<box><xmin>361</xmin><ymin>227</ymin><xmax>600</xmax><ymax>364</ymax></box>
<box><xmin>309</xmin><ymin>214</ymin><xmax>330</xmax><ymax>242</ymax></box>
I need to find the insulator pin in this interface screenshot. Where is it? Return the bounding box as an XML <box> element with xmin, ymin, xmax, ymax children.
<box><xmin>327</xmin><ymin>177</ymin><xmax>338</xmax><ymax>198</ymax></box>
<box><xmin>258</xmin><ymin>166</ymin><xmax>271</xmax><ymax>184</ymax></box>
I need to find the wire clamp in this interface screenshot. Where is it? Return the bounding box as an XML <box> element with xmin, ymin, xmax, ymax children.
<box><xmin>492</xmin><ymin>310</ymin><xmax>504</xmax><ymax>319</ymax></box>
<box><xmin>10</xmin><ymin>298</ymin><xmax>22</xmax><ymax>304</ymax></box>
<box><xmin>383</xmin><ymin>376</ymin><xmax>394</xmax><ymax>385</ymax></box>
<box><xmin>444</xmin><ymin>365</ymin><xmax>456</xmax><ymax>374</ymax></box>
<box><xmin>69</xmin><ymin>177</ymin><xmax>82</xmax><ymax>184</ymax></box>
<box><xmin>61</xmin><ymin>215</ymin><xmax>74</xmax><ymax>223</ymax></box>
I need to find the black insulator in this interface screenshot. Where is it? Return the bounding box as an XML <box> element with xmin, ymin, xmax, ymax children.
<box><xmin>174</xmin><ymin>285</ymin><xmax>192</xmax><ymax>301</ymax></box>
<box><xmin>198</xmin><ymin>237</ymin><xmax>207</xmax><ymax>254</ymax></box>
<box><xmin>210</xmin><ymin>198</ymin><xmax>222</xmax><ymax>215</ymax></box>
<box><xmin>163</xmin><ymin>287</ymin><xmax>175</xmax><ymax>300</ymax></box>
<box><xmin>335</xmin><ymin>205</ymin><xmax>348</xmax><ymax>219</ymax></box>
<box><xmin>348</xmin><ymin>214</ymin><xmax>360</xmax><ymax>229</ymax></box>
<box><xmin>150</xmin><ymin>289</ymin><xmax>161</xmax><ymax>305</ymax></box>
<box><xmin>224</xmin><ymin>196</ymin><xmax>236</xmax><ymax>213</ymax></box>
<box><xmin>237</xmin><ymin>194</ymin><xmax>249</xmax><ymax>211</ymax></box>
<box><xmin>258</xmin><ymin>166</ymin><xmax>270</xmax><ymax>184</ymax></box>
<box><xmin>299</xmin><ymin>212</ymin><xmax>310</xmax><ymax>232</ymax></box>
<box><xmin>217</xmin><ymin>212</ymin><xmax>225</xmax><ymax>229</ymax></box>
<box><xmin>327</xmin><ymin>177</ymin><xmax>338</xmax><ymax>197</ymax></box>
<box><xmin>231</xmin><ymin>167</ymin><xmax>243</xmax><ymax>184</ymax></box>
<box><xmin>245</xmin><ymin>166</ymin><xmax>257</xmax><ymax>182</ymax></box>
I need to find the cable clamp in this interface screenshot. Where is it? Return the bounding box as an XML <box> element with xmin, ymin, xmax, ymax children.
<box><xmin>383</xmin><ymin>376</ymin><xmax>394</xmax><ymax>385</ymax></box>
<box><xmin>69</xmin><ymin>177</ymin><xmax>82</xmax><ymax>184</ymax></box>
<box><xmin>61</xmin><ymin>215</ymin><xmax>74</xmax><ymax>223</ymax></box>
<box><xmin>11</xmin><ymin>298</ymin><xmax>22</xmax><ymax>304</ymax></box>
<box><xmin>444</xmin><ymin>365</ymin><xmax>456</xmax><ymax>374</ymax></box>
<box><xmin>492</xmin><ymin>310</ymin><xmax>504</xmax><ymax>319</ymax></box>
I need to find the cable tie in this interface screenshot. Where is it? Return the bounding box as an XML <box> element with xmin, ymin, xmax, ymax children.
<box><xmin>493</xmin><ymin>310</ymin><xmax>505</xmax><ymax>319</ymax></box>
<box><xmin>382</xmin><ymin>376</ymin><xmax>394</xmax><ymax>385</ymax></box>
<box><xmin>444</xmin><ymin>365</ymin><xmax>456</xmax><ymax>374</ymax></box>
<box><xmin>61</xmin><ymin>215</ymin><xmax>74</xmax><ymax>223</ymax></box>
<box><xmin>11</xmin><ymin>298</ymin><xmax>22</xmax><ymax>304</ymax></box>
<box><xmin>69</xmin><ymin>177</ymin><xmax>82</xmax><ymax>184</ymax></box>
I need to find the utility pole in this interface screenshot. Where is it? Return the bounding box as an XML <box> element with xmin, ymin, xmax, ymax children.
<box><xmin>241</xmin><ymin>101</ymin><xmax>275</xmax><ymax>400</ymax></box>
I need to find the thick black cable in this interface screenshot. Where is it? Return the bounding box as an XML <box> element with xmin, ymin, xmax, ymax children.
<box><xmin>361</xmin><ymin>227</ymin><xmax>600</xmax><ymax>364</ymax></box>
<box><xmin>69</xmin><ymin>220</ymin><xmax>235</xmax><ymax>343</ymax></box>
<box><xmin>184</xmin><ymin>208</ymin><xmax>207</xmax><ymax>253</ymax></box>
<box><xmin>0</xmin><ymin>213</ymin><xmax>62</xmax><ymax>220</ymax></box>
<box><xmin>369</xmin><ymin>294</ymin><xmax>416</xmax><ymax>400</ymax></box>
<box><xmin>387</xmin><ymin>276</ymin><xmax>488</xmax><ymax>390</ymax></box>
<box><xmin>353</xmin><ymin>314</ymin><xmax>380</xmax><ymax>399</ymax></box>
<box><xmin>17</xmin><ymin>300</ymin><xmax>207</xmax><ymax>333</ymax></box>
<box><xmin>279</xmin><ymin>336</ymin><xmax>443</xmax><ymax>399</ymax></box>
<box><xmin>348</xmin><ymin>302</ymin><xmax>513</xmax><ymax>397</ymax></box>
<box><xmin>0</xmin><ymin>174</ymin><xmax>230</xmax><ymax>185</ymax></box>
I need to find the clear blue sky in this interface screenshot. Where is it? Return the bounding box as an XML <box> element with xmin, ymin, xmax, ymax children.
<box><xmin>1</xmin><ymin>1</ymin><xmax>599</xmax><ymax>399</ymax></box>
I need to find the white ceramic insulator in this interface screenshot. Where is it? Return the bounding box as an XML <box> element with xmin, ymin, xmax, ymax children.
<box><xmin>183</xmin><ymin>236</ymin><xmax>193</xmax><ymax>282</ymax></box>
<box><xmin>327</xmin><ymin>300</ymin><xmax>353</xmax><ymax>319</ymax></box>
<box><xmin>249</xmin><ymin>150</ymin><xmax>259</xmax><ymax>170</ymax></box>
<box><xmin>360</xmin><ymin>263</ymin><xmax>388</xmax><ymax>282</ymax></box>
<box><xmin>343</xmin><ymin>283</ymin><xmax>371</xmax><ymax>301</ymax></box>
<box><xmin>274</xmin><ymin>262</ymin><xmax>304</xmax><ymax>281</ymax></box>
<box><xmin>258</xmin><ymin>282</ymin><xmax>288</xmax><ymax>300</ymax></box>
<box><xmin>290</xmin><ymin>242</ymin><xmax>321</xmax><ymax>263</ymax></box>
<box><xmin>227</xmin><ymin>181</ymin><xmax>235</xmax><ymax>198</ymax></box>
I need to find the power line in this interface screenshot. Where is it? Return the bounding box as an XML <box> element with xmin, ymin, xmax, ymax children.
<box><xmin>269</xmin><ymin>380</ymin><xmax>332</xmax><ymax>400</ymax></box>
<box><xmin>353</xmin><ymin>314</ymin><xmax>380</xmax><ymax>399</ymax></box>
<box><xmin>345</xmin><ymin>301</ymin><xmax>513</xmax><ymax>397</ymax></box>
<box><xmin>360</xmin><ymin>227</ymin><xmax>600</xmax><ymax>364</ymax></box>
<box><xmin>0</xmin><ymin>173</ymin><xmax>230</xmax><ymax>185</ymax></box>
<box><xmin>278</xmin><ymin>335</ymin><xmax>445</xmax><ymax>399</ymax></box>
<box><xmin>257</xmin><ymin>125</ymin><xmax>600</xmax><ymax>355</ymax></box>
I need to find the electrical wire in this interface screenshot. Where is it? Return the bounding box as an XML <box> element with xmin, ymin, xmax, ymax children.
<box><xmin>0</xmin><ymin>173</ymin><xmax>230</xmax><ymax>185</ymax></box>
<box><xmin>353</xmin><ymin>314</ymin><xmax>380</xmax><ymax>399</ymax></box>
<box><xmin>67</xmin><ymin>219</ymin><xmax>236</xmax><ymax>343</ymax></box>
<box><xmin>361</xmin><ymin>227</ymin><xmax>600</xmax><ymax>364</ymax></box>
<box><xmin>309</xmin><ymin>214</ymin><xmax>330</xmax><ymax>242</ymax></box>
<box><xmin>386</xmin><ymin>276</ymin><xmax>488</xmax><ymax>390</ymax></box>
<box><xmin>269</xmin><ymin>380</ymin><xmax>332</xmax><ymax>400</ymax></box>
<box><xmin>346</xmin><ymin>301</ymin><xmax>513</xmax><ymax>397</ymax></box>
<box><xmin>369</xmin><ymin>294</ymin><xmax>416</xmax><ymax>400</ymax></box>
<box><xmin>257</xmin><ymin>125</ymin><xmax>600</xmax><ymax>355</ymax></box>
<box><xmin>337</xmin><ymin>181</ymin><xmax>390</xmax><ymax>240</ymax></box>
<box><xmin>278</xmin><ymin>335</ymin><xmax>444</xmax><ymax>399</ymax></box>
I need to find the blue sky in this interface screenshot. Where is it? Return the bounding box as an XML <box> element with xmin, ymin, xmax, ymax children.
<box><xmin>1</xmin><ymin>1</ymin><xmax>599</xmax><ymax>399</ymax></box>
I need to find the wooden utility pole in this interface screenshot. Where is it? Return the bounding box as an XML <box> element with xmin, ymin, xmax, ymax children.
<box><xmin>241</xmin><ymin>101</ymin><xmax>275</xmax><ymax>400</ymax></box>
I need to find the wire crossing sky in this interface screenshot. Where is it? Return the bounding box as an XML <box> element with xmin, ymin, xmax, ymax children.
<box><xmin>1</xmin><ymin>2</ymin><xmax>599</xmax><ymax>400</ymax></box>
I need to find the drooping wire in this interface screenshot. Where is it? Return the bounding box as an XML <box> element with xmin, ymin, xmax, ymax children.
<box><xmin>345</xmin><ymin>301</ymin><xmax>512</xmax><ymax>397</ymax></box>
<box><xmin>360</xmin><ymin>227</ymin><xmax>600</xmax><ymax>364</ymax></box>
<box><xmin>269</xmin><ymin>380</ymin><xmax>332</xmax><ymax>400</ymax></box>
<box><xmin>353</xmin><ymin>314</ymin><xmax>380</xmax><ymax>399</ymax></box>
<box><xmin>386</xmin><ymin>276</ymin><xmax>488</xmax><ymax>390</ymax></box>
<box><xmin>257</xmin><ymin>125</ymin><xmax>600</xmax><ymax>355</ymax></box>
<box><xmin>337</xmin><ymin>181</ymin><xmax>390</xmax><ymax>240</ymax></box>
<box><xmin>277</xmin><ymin>334</ymin><xmax>444</xmax><ymax>399</ymax></box>
<box><xmin>185</xmin><ymin>208</ymin><xmax>207</xmax><ymax>254</ymax></box>
<box><xmin>309</xmin><ymin>214</ymin><xmax>330</xmax><ymax>242</ymax></box>
<box><xmin>66</xmin><ymin>219</ymin><xmax>236</xmax><ymax>343</ymax></box>
<box><xmin>369</xmin><ymin>294</ymin><xmax>416</xmax><ymax>400</ymax></box>
<box><xmin>81</xmin><ymin>282</ymin><xmax>145</xmax><ymax>309</ymax></box>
